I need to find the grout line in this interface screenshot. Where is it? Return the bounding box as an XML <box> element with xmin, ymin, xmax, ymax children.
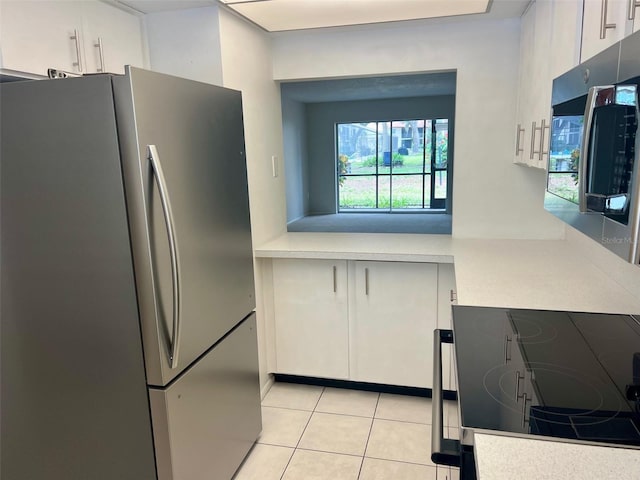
<box><xmin>261</xmin><ymin>404</ymin><xmax>319</xmax><ymax>413</ymax></box>
<box><xmin>357</xmin><ymin>393</ymin><xmax>380</xmax><ymax>479</ymax></box>
<box><xmin>364</xmin><ymin>454</ymin><xmax>439</xmax><ymax>469</ymax></box>
<box><xmin>295</xmin><ymin>446</ymin><xmax>366</xmax><ymax>458</ymax></box>
<box><xmin>278</xmin><ymin>386</ymin><xmax>325</xmax><ymax>480</ymax></box>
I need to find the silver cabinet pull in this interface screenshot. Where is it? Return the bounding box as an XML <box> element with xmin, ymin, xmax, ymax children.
<box><xmin>365</xmin><ymin>267</ymin><xmax>369</xmax><ymax>295</ymax></box>
<box><xmin>504</xmin><ymin>335</ymin><xmax>512</xmax><ymax>363</ymax></box>
<box><xmin>538</xmin><ymin>118</ymin><xmax>550</xmax><ymax>163</ymax></box>
<box><xmin>629</xmin><ymin>0</ymin><xmax>640</xmax><ymax>19</ymax></box>
<box><xmin>148</xmin><ymin>145</ymin><xmax>182</xmax><ymax>369</ymax></box>
<box><xmin>521</xmin><ymin>392</ymin><xmax>531</xmax><ymax>429</ymax></box>
<box><xmin>94</xmin><ymin>37</ymin><xmax>105</xmax><ymax>73</ymax></box>
<box><xmin>515</xmin><ymin>124</ymin><xmax>525</xmax><ymax>156</ymax></box>
<box><xmin>332</xmin><ymin>265</ymin><xmax>337</xmax><ymax>293</ymax></box>
<box><xmin>515</xmin><ymin>371</ymin><xmax>525</xmax><ymax>399</ymax></box>
<box><xmin>600</xmin><ymin>0</ymin><xmax>617</xmax><ymax>39</ymax></box>
<box><xmin>70</xmin><ymin>29</ymin><xmax>83</xmax><ymax>72</ymax></box>
<box><xmin>530</xmin><ymin>121</ymin><xmax>542</xmax><ymax>160</ymax></box>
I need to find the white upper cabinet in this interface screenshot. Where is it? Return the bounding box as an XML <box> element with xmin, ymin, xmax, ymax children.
<box><xmin>0</xmin><ymin>1</ymin><xmax>83</xmax><ymax>75</ymax></box>
<box><xmin>581</xmin><ymin>0</ymin><xmax>633</xmax><ymax>61</ymax></box>
<box><xmin>80</xmin><ymin>2</ymin><xmax>146</xmax><ymax>74</ymax></box>
<box><xmin>514</xmin><ymin>0</ymin><xmax>553</xmax><ymax>169</ymax></box>
<box><xmin>549</xmin><ymin>0</ymin><xmax>583</xmax><ymax>79</ymax></box>
<box><xmin>0</xmin><ymin>0</ymin><xmax>146</xmax><ymax>76</ymax></box>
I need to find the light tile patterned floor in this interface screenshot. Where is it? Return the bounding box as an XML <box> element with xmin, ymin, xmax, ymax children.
<box><xmin>232</xmin><ymin>383</ymin><xmax>461</xmax><ymax>480</ymax></box>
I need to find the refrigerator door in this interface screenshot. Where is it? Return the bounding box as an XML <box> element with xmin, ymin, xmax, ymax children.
<box><xmin>149</xmin><ymin>313</ymin><xmax>262</xmax><ymax>480</ymax></box>
<box><xmin>113</xmin><ymin>67</ymin><xmax>256</xmax><ymax>386</ymax></box>
<box><xmin>1</xmin><ymin>76</ymin><xmax>156</xmax><ymax>480</ymax></box>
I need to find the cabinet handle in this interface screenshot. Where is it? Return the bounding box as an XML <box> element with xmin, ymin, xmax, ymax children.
<box><xmin>629</xmin><ymin>0</ymin><xmax>640</xmax><ymax>20</ymax></box>
<box><xmin>515</xmin><ymin>124</ymin><xmax>525</xmax><ymax>156</ymax></box>
<box><xmin>332</xmin><ymin>266</ymin><xmax>337</xmax><ymax>293</ymax></box>
<box><xmin>515</xmin><ymin>371</ymin><xmax>525</xmax><ymax>399</ymax></box>
<box><xmin>94</xmin><ymin>37</ymin><xmax>105</xmax><ymax>73</ymax></box>
<box><xmin>538</xmin><ymin>119</ymin><xmax>550</xmax><ymax>163</ymax></box>
<box><xmin>600</xmin><ymin>0</ymin><xmax>617</xmax><ymax>39</ymax></box>
<box><xmin>70</xmin><ymin>29</ymin><xmax>83</xmax><ymax>73</ymax></box>
<box><xmin>530</xmin><ymin>121</ymin><xmax>541</xmax><ymax>160</ymax></box>
<box><xmin>504</xmin><ymin>335</ymin><xmax>512</xmax><ymax>363</ymax></box>
<box><xmin>365</xmin><ymin>267</ymin><xmax>369</xmax><ymax>295</ymax></box>
<box><xmin>521</xmin><ymin>392</ymin><xmax>531</xmax><ymax>429</ymax></box>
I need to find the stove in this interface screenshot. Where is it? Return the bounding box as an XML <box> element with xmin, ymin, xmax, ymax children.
<box><xmin>432</xmin><ymin>306</ymin><xmax>640</xmax><ymax>479</ymax></box>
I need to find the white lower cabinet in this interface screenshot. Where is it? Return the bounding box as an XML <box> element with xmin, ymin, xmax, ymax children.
<box><xmin>270</xmin><ymin>258</ymin><xmax>456</xmax><ymax>390</ymax></box>
<box><xmin>272</xmin><ymin>258</ymin><xmax>349</xmax><ymax>379</ymax></box>
<box><xmin>349</xmin><ymin>261</ymin><xmax>438</xmax><ymax>388</ymax></box>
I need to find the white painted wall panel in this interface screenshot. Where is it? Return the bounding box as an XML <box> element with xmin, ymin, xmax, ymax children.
<box><xmin>145</xmin><ymin>6</ymin><xmax>223</xmax><ymax>85</ymax></box>
<box><xmin>271</xmin><ymin>18</ymin><xmax>565</xmax><ymax>239</ymax></box>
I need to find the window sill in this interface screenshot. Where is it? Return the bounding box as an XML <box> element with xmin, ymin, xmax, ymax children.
<box><xmin>286</xmin><ymin>213</ymin><xmax>452</xmax><ymax>234</ymax></box>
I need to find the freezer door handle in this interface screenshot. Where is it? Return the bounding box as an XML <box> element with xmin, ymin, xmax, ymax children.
<box><xmin>432</xmin><ymin>329</ymin><xmax>461</xmax><ymax>467</ymax></box>
<box><xmin>148</xmin><ymin>145</ymin><xmax>182</xmax><ymax>369</ymax></box>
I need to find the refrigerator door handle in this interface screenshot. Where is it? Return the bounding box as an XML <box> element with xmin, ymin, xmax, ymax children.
<box><xmin>148</xmin><ymin>145</ymin><xmax>182</xmax><ymax>369</ymax></box>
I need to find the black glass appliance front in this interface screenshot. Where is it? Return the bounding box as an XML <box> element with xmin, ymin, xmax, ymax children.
<box><xmin>453</xmin><ymin>306</ymin><xmax>640</xmax><ymax>447</ymax></box>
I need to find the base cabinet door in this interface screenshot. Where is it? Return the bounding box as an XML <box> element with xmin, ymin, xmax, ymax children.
<box><xmin>349</xmin><ymin>261</ymin><xmax>438</xmax><ymax>388</ymax></box>
<box><xmin>272</xmin><ymin>259</ymin><xmax>349</xmax><ymax>379</ymax></box>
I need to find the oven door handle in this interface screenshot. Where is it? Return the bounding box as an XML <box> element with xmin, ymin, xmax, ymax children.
<box><xmin>431</xmin><ymin>329</ymin><xmax>461</xmax><ymax>467</ymax></box>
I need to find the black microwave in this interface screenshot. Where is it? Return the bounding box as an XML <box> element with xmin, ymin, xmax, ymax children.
<box><xmin>545</xmin><ymin>31</ymin><xmax>640</xmax><ymax>265</ymax></box>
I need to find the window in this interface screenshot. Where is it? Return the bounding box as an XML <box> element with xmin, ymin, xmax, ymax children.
<box><xmin>336</xmin><ymin>118</ymin><xmax>450</xmax><ymax>211</ymax></box>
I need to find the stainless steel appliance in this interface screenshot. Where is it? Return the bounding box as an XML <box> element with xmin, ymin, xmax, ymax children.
<box><xmin>432</xmin><ymin>306</ymin><xmax>640</xmax><ymax>479</ymax></box>
<box><xmin>545</xmin><ymin>30</ymin><xmax>640</xmax><ymax>265</ymax></box>
<box><xmin>1</xmin><ymin>67</ymin><xmax>261</xmax><ymax>480</ymax></box>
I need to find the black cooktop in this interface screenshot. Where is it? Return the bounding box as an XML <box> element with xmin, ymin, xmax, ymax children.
<box><xmin>452</xmin><ymin>306</ymin><xmax>640</xmax><ymax>447</ymax></box>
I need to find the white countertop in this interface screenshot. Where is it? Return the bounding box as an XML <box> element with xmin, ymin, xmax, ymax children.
<box><xmin>474</xmin><ymin>433</ymin><xmax>640</xmax><ymax>480</ymax></box>
<box><xmin>255</xmin><ymin>232</ymin><xmax>640</xmax><ymax>314</ymax></box>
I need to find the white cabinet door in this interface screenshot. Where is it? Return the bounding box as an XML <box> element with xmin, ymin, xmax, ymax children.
<box><xmin>81</xmin><ymin>1</ymin><xmax>145</xmax><ymax>74</ymax></box>
<box><xmin>437</xmin><ymin>264</ymin><xmax>457</xmax><ymax>391</ymax></box>
<box><xmin>0</xmin><ymin>1</ymin><xmax>145</xmax><ymax>76</ymax></box>
<box><xmin>0</xmin><ymin>1</ymin><xmax>83</xmax><ymax>75</ymax></box>
<box><xmin>581</xmin><ymin>0</ymin><xmax>632</xmax><ymax>61</ymax></box>
<box><xmin>272</xmin><ymin>259</ymin><xmax>349</xmax><ymax>379</ymax></box>
<box><xmin>349</xmin><ymin>261</ymin><xmax>438</xmax><ymax>388</ymax></box>
<box><xmin>550</xmin><ymin>0</ymin><xmax>583</xmax><ymax>78</ymax></box>
<box><xmin>514</xmin><ymin>1</ymin><xmax>536</xmax><ymax>165</ymax></box>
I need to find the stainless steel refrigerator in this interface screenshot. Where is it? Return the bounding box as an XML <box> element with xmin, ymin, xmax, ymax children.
<box><xmin>1</xmin><ymin>67</ymin><xmax>262</xmax><ymax>480</ymax></box>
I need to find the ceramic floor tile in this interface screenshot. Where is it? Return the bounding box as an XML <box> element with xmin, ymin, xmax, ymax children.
<box><xmin>374</xmin><ymin>393</ymin><xmax>432</xmax><ymax>424</ymax></box>
<box><xmin>281</xmin><ymin>449</ymin><xmax>361</xmax><ymax>480</ymax></box>
<box><xmin>365</xmin><ymin>419</ymin><xmax>434</xmax><ymax>466</ymax></box>
<box><xmin>232</xmin><ymin>444</ymin><xmax>294</xmax><ymax>480</ymax></box>
<box><xmin>262</xmin><ymin>382</ymin><xmax>324</xmax><ymax>411</ymax></box>
<box><xmin>359</xmin><ymin>457</ymin><xmax>438</xmax><ymax>480</ymax></box>
<box><xmin>257</xmin><ymin>407</ymin><xmax>312</xmax><ymax>447</ymax></box>
<box><xmin>315</xmin><ymin>387</ymin><xmax>379</xmax><ymax>417</ymax></box>
<box><xmin>298</xmin><ymin>412</ymin><xmax>372</xmax><ymax>456</ymax></box>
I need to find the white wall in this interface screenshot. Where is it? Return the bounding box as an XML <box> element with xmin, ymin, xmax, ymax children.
<box><xmin>145</xmin><ymin>6</ymin><xmax>223</xmax><ymax>85</ymax></box>
<box><xmin>281</xmin><ymin>96</ymin><xmax>308</xmax><ymax>222</ymax></box>
<box><xmin>271</xmin><ymin>18</ymin><xmax>565</xmax><ymax>239</ymax></box>
<box><xmin>218</xmin><ymin>8</ymin><xmax>286</xmax><ymax>393</ymax></box>
<box><xmin>218</xmin><ymin>10</ymin><xmax>286</xmax><ymax>246</ymax></box>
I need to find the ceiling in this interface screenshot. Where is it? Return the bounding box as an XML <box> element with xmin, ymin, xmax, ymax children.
<box><xmin>113</xmin><ymin>0</ymin><xmax>530</xmax><ymax>32</ymax></box>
